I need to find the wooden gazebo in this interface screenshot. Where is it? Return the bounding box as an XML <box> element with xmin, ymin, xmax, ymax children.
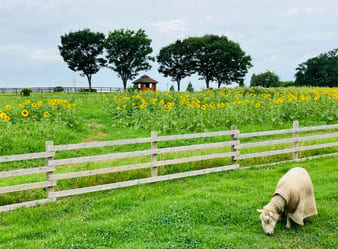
<box><xmin>132</xmin><ymin>75</ymin><xmax>158</xmax><ymax>91</ymax></box>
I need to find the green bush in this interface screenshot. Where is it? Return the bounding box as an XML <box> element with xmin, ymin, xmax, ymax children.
<box><xmin>20</xmin><ymin>88</ymin><xmax>32</xmax><ymax>96</ymax></box>
<box><xmin>278</xmin><ymin>81</ymin><xmax>295</xmax><ymax>87</ymax></box>
<box><xmin>54</xmin><ymin>86</ymin><xmax>65</xmax><ymax>92</ymax></box>
<box><xmin>80</xmin><ymin>88</ymin><xmax>97</xmax><ymax>92</ymax></box>
<box><xmin>186</xmin><ymin>82</ymin><xmax>194</xmax><ymax>92</ymax></box>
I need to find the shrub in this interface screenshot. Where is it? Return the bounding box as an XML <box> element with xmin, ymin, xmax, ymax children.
<box><xmin>278</xmin><ymin>81</ymin><xmax>295</xmax><ymax>87</ymax></box>
<box><xmin>54</xmin><ymin>86</ymin><xmax>65</xmax><ymax>92</ymax></box>
<box><xmin>20</xmin><ymin>88</ymin><xmax>32</xmax><ymax>96</ymax></box>
<box><xmin>80</xmin><ymin>88</ymin><xmax>97</xmax><ymax>92</ymax></box>
<box><xmin>128</xmin><ymin>85</ymin><xmax>138</xmax><ymax>92</ymax></box>
<box><xmin>186</xmin><ymin>82</ymin><xmax>194</xmax><ymax>92</ymax></box>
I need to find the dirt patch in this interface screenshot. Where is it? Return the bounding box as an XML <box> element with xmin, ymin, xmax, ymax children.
<box><xmin>98</xmin><ymin>131</ymin><xmax>108</xmax><ymax>138</ymax></box>
<box><xmin>82</xmin><ymin>137</ymin><xmax>96</xmax><ymax>143</ymax></box>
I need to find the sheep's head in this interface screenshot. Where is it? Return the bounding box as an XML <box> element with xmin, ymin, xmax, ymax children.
<box><xmin>257</xmin><ymin>207</ymin><xmax>279</xmax><ymax>236</ymax></box>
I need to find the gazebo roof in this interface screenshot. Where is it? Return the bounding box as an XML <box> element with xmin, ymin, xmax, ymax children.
<box><xmin>132</xmin><ymin>75</ymin><xmax>158</xmax><ymax>84</ymax></box>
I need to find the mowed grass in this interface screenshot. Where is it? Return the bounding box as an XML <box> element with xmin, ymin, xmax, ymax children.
<box><xmin>0</xmin><ymin>156</ymin><xmax>336</xmax><ymax>249</ymax></box>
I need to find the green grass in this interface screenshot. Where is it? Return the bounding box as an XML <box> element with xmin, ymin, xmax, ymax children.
<box><xmin>0</xmin><ymin>157</ymin><xmax>337</xmax><ymax>248</ymax></box>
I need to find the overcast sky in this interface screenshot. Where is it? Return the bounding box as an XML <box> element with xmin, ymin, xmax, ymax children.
<box><xmin>0</xmin><ymin>0</ymin><xmax>337</xmax><ymax>90</ymax></box>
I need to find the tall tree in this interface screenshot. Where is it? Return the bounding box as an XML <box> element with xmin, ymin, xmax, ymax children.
<box><xmin>250</xmin><ymin>71</ymin><xmax>279</xmax><ymax>87</ymax></box>
<box><xmin>157</xmin><ymin>39</ymin><xmax>195</xmax><ymax>92</ymax></box>
<box><xmin>104</xmin><ymin>29</ymin><xmax>154</xmax><ymax>91</ymax></box>
<box><xmin>213</xmin><ymin>39</ymin><xmax>252</xmax><ymax>88</ymax></box>
<box><xmin>58</xmin><ymin>29</ymin><xmax>106</xmax><ymax>91</ymax></box>
<box><xmin>295</xmin><ymin>48</ymin><xmax>338</xmax><ymax>87</ymax></box>
<box><xmin>185</xmin><ymin>35</ymin><xmax>252</xmax><ymax>88</ymax></box>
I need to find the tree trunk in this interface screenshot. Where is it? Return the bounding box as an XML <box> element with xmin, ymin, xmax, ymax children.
<box><xmin>218</xmin><ymin>81</ymin><xmax>221</xmax><ymax>88</ymax></box>
<box><xmin>205</xmin><ymin>79</ymin><xmax>210</xmax><ymax>89</ymax></box>
<box><xmin>87</xmin><ymin>74</ymin><xmax>92</xmax><ymax>92</ymax></box>
<box><xmin>176</xmin><ymin>79</ymin><xmax>181</xmax><ymax>92</ymax></box>
<box><xmin>123</xmin><ymin>79</ymin><xmax>127</xmax><ymax>91</ymax></box>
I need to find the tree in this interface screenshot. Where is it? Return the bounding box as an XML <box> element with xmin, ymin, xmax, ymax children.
<box><xmin>157</xmin><ymin>39</ymin><xmax>195</xmax><ymax>92</ymax></box>
<box><xmin>250</xmin><ymin>71</ymin><xmax>279</xmax><ymax>87</ymax></box>
<box><xmin>186</xmin><ymin>82</ymin><xmax>194</xmax><ymax>92</ymax></box>
<box><xmin>58</xmin><ymin>29</ymin><xmax>106</xmax><ymax>91</ymax></box>
<box><xmin>295</xmin><ymin>48</ymin><xmax>338</xmax><ymax>87</ymax></box>
<box><xmin>185</xmin><ymin>35</ymin><xmax>252</xmax><ymax>88</ymax></box>
<box><xmin>104</xmin><ymin>29</ymin><xmax>154</xmax><ymax>91</ymax></box>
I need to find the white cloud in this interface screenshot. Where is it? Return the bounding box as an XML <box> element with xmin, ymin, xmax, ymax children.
<box><xmin>0</xmin><ymin>0</ymin><xmax>72</xmax><ymax>10</ymax></box>
<box><xmin>0</xmin><ymin>43</ymin><xmax>59</xmax><ymax>62</ymax></box>
<box><xmin>280</xmin><ymin>7</ymin><xmax>328</xmax><ymax>16</ymax></box>
<box><xmin>147</xmin><ymin>19</ymin><xmax>189</xmax><ymax>34</ymax></box>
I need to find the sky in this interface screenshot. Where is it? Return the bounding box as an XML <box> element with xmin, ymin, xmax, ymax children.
<box><xmin>0</xmin><ymin>0</ymin><xmax>337</xmax><ymax>91</ymax></box>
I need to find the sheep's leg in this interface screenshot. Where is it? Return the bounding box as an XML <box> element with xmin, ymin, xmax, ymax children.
<box><xmin>286</xmin><ymin>216</ymin><xmax>291</xmax><ymax>229</ymax></box>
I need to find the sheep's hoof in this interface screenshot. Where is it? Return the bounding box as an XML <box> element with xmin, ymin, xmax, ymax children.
<box><xmin>286</xmin><ymin>224</ymin><xmax>291</xmax><ymax>229</ymax></box>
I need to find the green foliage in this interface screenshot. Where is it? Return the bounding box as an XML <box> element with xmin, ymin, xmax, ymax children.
<box><xmin>104</xmin><ymin>29</ymin><xmax>154</xmax><ymax>91</ymax></box>
<box><xmin>186</xmin><ymin>82</ymin><xmax>194</xmax><ymax>92</ymax></box>
<box><xmin>278</xmin><ymin>81</ymin><xmax>295</xmax><ymax>87</ymax></box>
<box><xmin>0</xmin><ymin>94</ymin><xmax>81</xmax><ymax>156</ymax></box>
<box><xmin>127</xmin><ymin>84</ymin><xmax>138</xmax><ymax>93</ymax></box>
<box><xmin>250</xmin><ymin>71</ymin><xmax>279</xmax><ymax>87</ymax></box>
<box><xmin>104</xmin><ymin>87</ymin><xmax>338</xmax><ymax>134</ymax></box>
<box><xmin>295</xmin><ymin>48</ymin><xmax>338</xmax><ymax>87</ymax></box>
<box><xmin>157</xmin><ymin>39</ymin><xmax>195</xmax><ymax>91</ymax></box>
<box><xmin>169</xmin><ymin>85</ymin><xmax>175</xmax><ymax>91</ymax></box>
<box><xmin>58</xmin><ymin>29</ymin><xmax>106</xmax><ymax>91</ymax></box>
<box><xmin>53</xmin><ymin>86</ymin><xmax>64</xmax><ymax>92</ymax></box>
<box><xmin>79</xmin><ymin>88</ymin><xmax>97</xmax><ymax>92</ymax></box>
<box><xmin>20</xmin><ymin>88</ymin><xmax>32</xmax><ymax>96</ymax></box>
<box><xmin>184</xmin><ymin>35</ymin><xmax>252</xmax><ymax>88</ymax></box>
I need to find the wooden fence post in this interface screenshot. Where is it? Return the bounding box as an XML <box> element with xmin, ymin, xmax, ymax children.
<box><xmin>293</xmin><ymin>121</ymin><xmax>299</xmax><ymax>160</ymax></box>
<box><xmin>151</xmin><ymin>131</ymin><xmax>158</xmax><ymax>177</ymax></box>
<box><xmin>45</xmin><ymin>141</ymin><xmax>56</xmax><ymax>201</ymax></box>
<box><xmin>231</xmin><ymin>126</ymin><xmax>237</xmax><ymax>165</ymax></box>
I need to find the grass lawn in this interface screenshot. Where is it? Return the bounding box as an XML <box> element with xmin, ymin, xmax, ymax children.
<box><xmin>0</xmin><ymin>156</ymin><xmax>336</xmax><ymax>249</ymax></box>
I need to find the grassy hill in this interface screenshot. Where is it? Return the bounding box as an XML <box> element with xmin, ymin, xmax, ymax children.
<box><xmin>0</xmin><ymin>156</ymin><xmax>336</xmax><ymax>249</ymax></box>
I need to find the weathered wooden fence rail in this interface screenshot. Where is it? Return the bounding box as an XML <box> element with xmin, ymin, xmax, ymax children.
<box><xmin>0</xmin><ymin>121</ymin><xmax>337</xmax><ymax>212</ymax></box>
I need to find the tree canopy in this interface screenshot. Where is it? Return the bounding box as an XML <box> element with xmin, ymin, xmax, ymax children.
<box><xmin>157</xmin><ymin>39</ymin><xmax>195</xmax><ymax>92</ymax></box>
<box><xmin>104</xmin><ymin>29</ymin><xmax>154</xmax><ymax>91</ymax></box>
<box><xmin>58</xmin><ymin>29</ymin><xmax>106</xmax><ymax>91</ymax></box>
<box><xmin>184</xmin><ymin>35</ymin><xmax>252</xmax><ymax>88</ymax></box>
<box><xmin>250</xmin><ymin>71</ymin><xmax>279</xmax><ymax>87</ymax></box>
<box><xmin>295</xmin><ymin>48</ymin><xmax>338</xmax><ymax>87</ymax></box>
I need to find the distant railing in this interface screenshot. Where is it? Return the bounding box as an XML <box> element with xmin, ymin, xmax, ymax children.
<box><xmin>0</xmin><ymin>87</ymin><xmax>123</xmax><ymax>94</ymax></box>
<box><xmin>0</xmin><ymin>121</ymin><xmax>337</xmax><ymax>212</ymax></box>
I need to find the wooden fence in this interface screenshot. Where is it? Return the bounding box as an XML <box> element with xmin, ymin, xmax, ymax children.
<box><xmin>0</xmin><ymin>87</ymin><xmax>122</xmax><ymax>94</ymax></box>
<box><xmin>0</xmin><ymin>121</ymin><xmax>337</xmax><ymax>212</ymax></box>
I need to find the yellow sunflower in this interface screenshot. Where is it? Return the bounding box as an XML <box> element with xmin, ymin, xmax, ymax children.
<box><xmin>21</xmin><ymin>109</ymin><xmax>29</xmax><ymax>117</ymax></box>
<box><xmin>44</xmin><ymin>112</ymin><xmax>50</xmax><ymax>117</ymax></box>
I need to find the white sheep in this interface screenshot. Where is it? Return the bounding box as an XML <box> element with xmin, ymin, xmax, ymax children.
<box><xmin>257</xmin><ymin>167</ymin><xmax>318</xmax><ymax>236</ymax></box>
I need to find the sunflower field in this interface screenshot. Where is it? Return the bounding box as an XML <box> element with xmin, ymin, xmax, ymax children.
<box><xmin>0</xmin><ymin>87</ymin><xmax>337</xmax><ymax>156</ymax></box>
<box><xmin>104</xmin><ymin>87</ymin><xmax>338</xmax><ymax>134</ymax></box>
<box><xmin>0</xmin><ymin>94</ymin><xmax>78</xmax><ymax>155</ymax></box>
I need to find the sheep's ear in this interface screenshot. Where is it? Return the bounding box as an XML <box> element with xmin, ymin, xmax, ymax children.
<box><xmin>257</xmin><ymin>209</ymin><xmax>263</xmax><ymax>213</ymax></box>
